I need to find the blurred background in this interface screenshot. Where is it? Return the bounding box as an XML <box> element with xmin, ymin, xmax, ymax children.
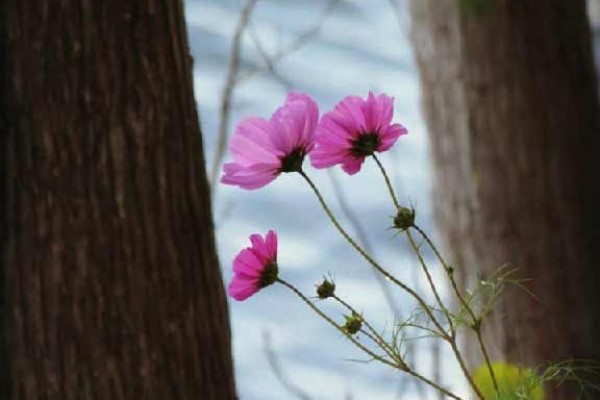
<box><xmin>187</xmin><ymin>1</ymin><xmax>463</xmax><ymax>398</ymax></box>
<box><xmin>187</xmin><ymin>0</ymin><xmax>600</xmax><ymax>399</ymax></box>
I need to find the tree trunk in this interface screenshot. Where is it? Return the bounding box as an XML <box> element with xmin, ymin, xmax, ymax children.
<box><xmin>1</xmin><ymin>1</ymin><xmax>237</xmax><ymax>399</ymax></box>
<box><xmin>409</xmin><ymin>0</ymin><xmax>600</xmax><ymax>397</ymax></box>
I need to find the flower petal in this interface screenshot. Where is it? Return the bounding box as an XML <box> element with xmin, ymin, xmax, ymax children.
<box><xmin>378</xmin><ymin>123</ymin><xmax>407</xmax><ymax>152</ymax></box>
<box><xmin>334</xmin><ymin>95</ymin><xmax>366</xmax><ymax>133</ymax></box>
<box><xmin>341</xmin><ymin>156</ymin><xmax>365</xmax><ymax>175</ymax></box>
<box><xmin>233</xmin><ymin>249</ymin><xmax>263</xmax><ymax>276</ymax></box>
<box><xmin>229</xmin><ymin>117</ymin><xmax>280</xmax><ymax>165</ymax></box>
<box><xmin>310</xmin><ymin>146</ymin><xmax>349</xmax><ymax>169</ymax></box>
<box><xmin>221</xmin><ymin>94</ymin><xmax>319</xmax><ymax>190</ymax></box>
<box><xmin>221</xmin><ymin>162</ymin><xmax>279</xmax><ymax>190</ymax></box>
<box><xmin>269</xmin><ymin>100</ymin><xmax>312</xmax><ymax>154</ymax></box>
<box><xmin>285</xmin><ymin>92</ymin><xmax>319</xmax><ymax>149</ymax></box>
<box><xmin>249</xmin><ymin>234</ymin><xmax>272</xmax><ymax>264</ymax></box>
<box><xmin>361</xmin><ymin>92</ymin><xmax>394</xmax><ymax>133</ymax></box>
<box><xmin>229</xmin><ymin>278</ymin><xmax>259</xmax><ymax>301</ymax></box>
<box><xmin>264</xmin><ymin>230</ymin><xmax>278</xmax><ymax>261</ymax></box>
<box><xmin>228</xmin><ymin>231</ymin><xmax>279</xmax><ymax>301</ymax></box>
<box><xmin>310</xmin><ymin>93</ymin><xmax>407</xmax><ymax>174</ymax></box>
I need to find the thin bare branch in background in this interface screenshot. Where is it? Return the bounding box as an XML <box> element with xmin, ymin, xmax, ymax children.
<box><xmin>248</xmin><ymin>27</ymin><xmax>295</xmax><ymax>90</ymax></box>
<box><xmin>387</xmin><ymin>0</ymin><xmax>408</xmax><ymax>33</ymax></box>
<box><xmin>404</xmin><ymin>255</ymin><xmax>429</xmax><ymax>400</ymax></box>
<box><xmin>432</xmin><ymin>339</ymin><xmax>444</xmax><ymax>400</ymax></box>
<box><xmin>239</xmin><ymin>0</ymin><xmax>342</xmax><ymax>83</ymax></box>
<box><xmin>210</xmin><ymin>0</ymin><xmax>259</xmax><ymax>192</ymax></box>
<box><xmin>262</xmin><ymin>331</ymin><xmax>315</xmax><ymax>400</ymax></box>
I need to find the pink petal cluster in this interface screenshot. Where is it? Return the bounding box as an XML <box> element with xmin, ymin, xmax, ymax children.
<box><xmin>221</xmin><ymin>93</ymin><xmax>319</xmax><ymax>190</ymax></box>
<box><xmin>310</xmin><ymin>92</ymin><xmax>407</xmax><ymax>174</ymax></box>
<box><xmin>229</xmin><ymin>230</ymin><xmax>279</xmax><ymax>301</ymax></box>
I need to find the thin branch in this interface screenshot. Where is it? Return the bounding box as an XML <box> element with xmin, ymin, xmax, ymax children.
<box><xmin>387</xmin><ymin>0</ymin><xmax>408</xmax><ymax>33</ymax></box>
<box><xmin>238</xmin><ymin>0</ymin><xmax>341</xmax><ymax>83</ymax></box>
<box><xmin>210</xmin><ymin>0</ymin><xmax>259</xmax><ymax>192</ymax></box>
<box><xmin>431</xmin><ymin>339</ymin><xmax>444</xmax><ymax>400</ymax></box>
<box><xmin>262</xmin><ymin>331</ymin><xmax>314</xmax><ymax>400</ymax></box>
<box><xmin>247</xmin><ymin>26</ymin><xmax>294</xmax><ymax>90</ymax></box>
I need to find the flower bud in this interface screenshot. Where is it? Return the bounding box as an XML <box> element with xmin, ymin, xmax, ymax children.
<box><xmin>316</xmin><ymin>278</ymin><xmax>336</xmax><ymax>299</ymax></box>
<box><xmin>343</xmin><ymin>313</ymin><xmax>362</xmax><ymax>335</ymax></box>
<box><xmin>394</xmin><ymin>206</ymin><xmax>415</xmax><ymax>231</ymax></box>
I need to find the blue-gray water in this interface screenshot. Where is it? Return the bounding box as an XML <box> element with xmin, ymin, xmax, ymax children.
<box><xmin>186</xmin><ymin>1</ymin><xmax>467</xmax><ymax>398</ymax></box>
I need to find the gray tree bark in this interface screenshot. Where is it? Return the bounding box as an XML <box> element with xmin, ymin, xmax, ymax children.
<box><xmin>409</xmin><ymin>0</ymin><xmax>600</xmax><ymax>398</ymax></box>
<box><xmin>1</xmin><ymin>1</ymin><xmax>237</xmax><ymax>399</ymax></box>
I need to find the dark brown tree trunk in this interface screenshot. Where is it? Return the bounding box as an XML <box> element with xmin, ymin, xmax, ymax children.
<box><xmin>1</xmin><ymin>1</ymin><xmax>237</xmax><ymax>399</ymax></box>
<box><xmin>410</xmin><ymin>0</ymin><xmax>600</xmax><ymax>398</ymax></box>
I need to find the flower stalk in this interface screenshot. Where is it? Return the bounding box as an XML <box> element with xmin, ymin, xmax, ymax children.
<box><xmin>373</xmin><ymin>157</ymin><xmax>489</xmax><ymax>400</ymax></box>
<box><xmin>277</xmin><ymin>278</ymin><xmax>396</xmax><ymax>369</ymax></box>
<box><xmin>298</xmin><ymin>170</ymin><xmax>447</xmax><ymax>337</ymax></box>
<box><xmin>414</xmin><ymin>225</ymin><xmax>500</xmax><ymax>396</ymax></box>
<box><xmin>280</xmin><ymin>278</ymin><xmax>464</xmax><ymax>400</ymax></box>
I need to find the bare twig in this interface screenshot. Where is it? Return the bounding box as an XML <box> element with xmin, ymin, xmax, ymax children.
<box><xmin>387</xmin><ymin>0</ymin><xmax>408</xmax><ymax>33</ymax></box>
<box><xmin>262</xmin><ymin>331</ymin><xmax>314</xmax><ymax>400</ymax></box>
<box><xmin>210</xmin><ymin>0</ymin><xmax>259</xmax><ymax>192</ymax></box>
<box><xmin>238</xmin><ymin>0</ymin><xmax>342</xmax><ymax>83</ymax></box>
<box><xmin>248</xmin><ymin>27</ymin><xmax>294</xmax><ymax>90</ymax></box>
<box><xmin>431</xmin><ymin>339</ymin><xmax>444</xmax><ymax>400</ymax></box>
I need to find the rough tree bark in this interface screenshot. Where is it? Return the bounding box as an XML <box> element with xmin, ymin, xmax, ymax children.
<box><xmin>1</xmin><ymin>1</ymin><xmax>237</xmax><ymax>399</ymax></box>
<box><xmin>409</xmin><ymin>0</ymin><xmax>600</xmax><ymax>398</ymax></box>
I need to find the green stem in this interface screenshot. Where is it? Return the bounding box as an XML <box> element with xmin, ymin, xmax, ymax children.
<box><xmin>359</xmin><ymin>329</ymin><xmax>398</xmax><ymax>360</ymax></box>
<box><xmin>413</xmin><ymin>226</ymin><xmax>476</xmax><ymax>320</ymax></box>
<box><xmin>280</xmin><ymin>280</ymin><xmax>463</xmax><ymax>400</ymax></box>
<box><xmin>403</xmin><ymin>368</ymin><xmax>464</xmax><ymax>400</ymax></box>
<box><xmin>406</xmin><ymin>230</ymin><xmax>454</xmax><ymax>334</ymax></box>
<box><xmin>367</xmin><ymin>157</ymin><xmax>488</xmax><ymax>400</ymax></box>
<box><xmin>277</xmin><ymin>278</ymin><xmax>396</xmax><ymax>369</ymax></box>
<box><xmin>407</xmin><ymin>232</ymin><xmax>484</xmax><ymax>400</ymax></box>
<box><xmin>371</xmin><ymin>155</ymin><xmax>451</xmax><ymax>331</ymax></box>
<box><xmin>332</xmin><ymin>295</ymin><xmax>401</xmax><ymax>364</ymax></box>
<box><xmin>475</xmin><ymin>326</ymin><xmax>498</xmax><ymax>395</ymax></box>
<box><xmin>298</xmin><ymin>170</ymin><xmax>445</xmax><ymax>336</ymax></box>
<box><xmin>414</xmin><ymin>224</ymin><xmax>498</xmax><ymax>396</ymax></box>
<box><xmin>372</xmin><ymin>154</ymin><xmax>400</xmax><ymax>210</ymax></box>
<box><xmin>449</xmin><ymin>339</ymin><xmax>486</xmax><ymax>400</ymax></box>
<box><xmin>299</xmin><ymin>170</ymin><xmax>483</xmax><ymax>399</ymax></box>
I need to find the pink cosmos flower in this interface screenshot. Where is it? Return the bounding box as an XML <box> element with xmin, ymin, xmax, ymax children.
<box><xmin>221</xmin><ymin>93</ymin><xmax>319</xmax><ymax>190</ymax></box>
<box><xmin>310</xmin><ymin>92</ymin><xmax>408</xmax><ymax>174</ymax></box>
<box><xmin>228</xmin><ymin>230</ymin><xmax>279</xmax><ymax>301</ymax></box>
